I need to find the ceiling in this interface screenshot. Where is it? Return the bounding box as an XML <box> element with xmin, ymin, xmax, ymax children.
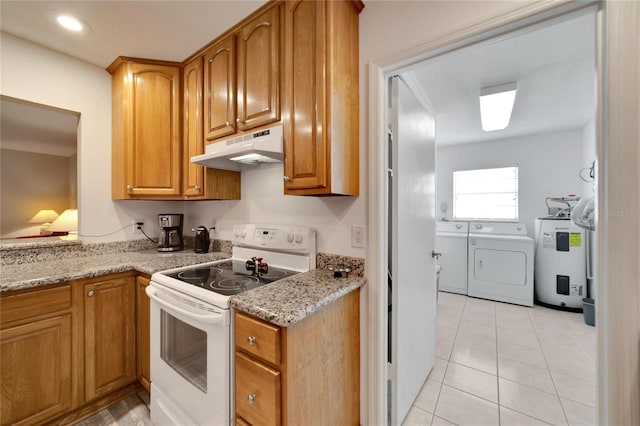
<box><xmin>406</xmin><ymin>11</ymin><xmax>597</xmax><ymax>146</ymax></box>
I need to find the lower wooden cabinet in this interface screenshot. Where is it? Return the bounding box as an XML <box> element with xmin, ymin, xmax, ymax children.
<box><xmin>234</xmin><ymin>289</ymin><xmax>360</xmax><ymax>426</ymax></box>
<box><xmin>83</xmin><ymin>275</ymin><xmax>136</xmax><ymax>401</ymax></box>
<box><xmin>0</xmin><ymin>272</ymin><xmax>145</xmax><ymax>425</ymax></box>
<box><xmin>136</xmin><ymin>275</ymin><xmax>151</xmax><ymax>391</ymax></box>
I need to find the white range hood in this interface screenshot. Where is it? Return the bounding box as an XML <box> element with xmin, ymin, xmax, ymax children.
<box><xmin>191</xmin><ymin>124</ymin><xmax>283</xmax><ymax>172</ymax></box>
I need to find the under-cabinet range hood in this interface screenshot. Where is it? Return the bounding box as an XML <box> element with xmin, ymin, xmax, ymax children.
<box><xmin>191</xmin><ymin>124</ymin><xmax>283</xmax><ymax>172</ymax></box>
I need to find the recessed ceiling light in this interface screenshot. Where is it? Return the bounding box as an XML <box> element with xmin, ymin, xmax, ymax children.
<box><xmin>479</xmin><ymin>82</ymin><xmax>518</xmax><ymax>132</ymax></box>
<box><xmin>57</xmin><ymin>15</ymin><xmax>84</xmax><ymax>32</ymax></box>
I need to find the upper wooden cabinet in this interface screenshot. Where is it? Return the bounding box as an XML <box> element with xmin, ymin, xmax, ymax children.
<box><xmin>283</xmin><ymin>0</ymin><xmax>362</xmax><ymax>196</ymax></box>
<box><xmin>110</xmin><ymin>59</ymin><xmax>183</xmax><ymax>199</ymax></box>
<box><xmin>204</xmin><ymin>5</ymin><xmax>282</xmax><ymax>144</ymax></box>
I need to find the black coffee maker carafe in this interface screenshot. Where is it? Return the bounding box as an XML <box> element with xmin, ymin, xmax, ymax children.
<box><xmin>194</xmin><ymin>226</ymin><xmax>211</xmax><ymax>253</ymax></box>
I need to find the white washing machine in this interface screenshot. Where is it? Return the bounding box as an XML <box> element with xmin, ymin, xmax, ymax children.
<box><xmin>435</xmin><ymin>221</ymin><xmax>468</xmax><ymax>295</ymax></box>
<box><xmin>534</xmin><ymin>218</ymin><xmax>586</xmax><ymax>310</ymax></box>
<box><xmin>467</xmin><ymin>222</ymin><xmax>534</xmax><ymax>307</ymax></box>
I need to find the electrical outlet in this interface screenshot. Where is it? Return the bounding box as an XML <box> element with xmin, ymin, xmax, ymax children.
<box><xmin>351</xmin><ymin>225</ymin><xmax>365</xmax><ymax>248</ymax></box>
<box><xmin>133</xmin><ymin>219</ymin><xmax>144</xmax><ymax>234</ymax></box>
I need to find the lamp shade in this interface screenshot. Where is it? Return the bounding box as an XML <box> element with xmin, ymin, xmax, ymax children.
<box><xmin>48</xmin><ymin>209</ymin><xmax>78</xmax><ymax>232</ymax></box>
<box><xmin>28</xmin><ymin>209</ymin><xmax>60</xmax><ymax>224</ymax></box>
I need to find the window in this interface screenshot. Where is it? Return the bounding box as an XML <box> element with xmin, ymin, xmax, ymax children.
<box><xmin>453</xmin><ymin>166</ymin><xmax>518</xmax><ymax>220</ymax></box>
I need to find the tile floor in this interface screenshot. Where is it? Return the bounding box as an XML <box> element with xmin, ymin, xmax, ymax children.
<box><xmin>75</xmin><ymin>391</ymin><xmax>150</xmax><ymax>425</ymax></box>
<box><xmin>403</xmin><ymin>292</ymin><xmax>597</xmax><ymax>426</ymax></box>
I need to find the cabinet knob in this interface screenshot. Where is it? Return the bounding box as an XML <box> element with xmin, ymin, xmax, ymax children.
<box><xmin>126</xmin><ymin>185</ymin><xmax>132</xmax><ymax>191</ymax></box>
<box><xmin>225</xmin><ymin>121</ymin><xmax>232</xmax><ymax>127</ymax></box>
<box><xmin>247</xmin><ymin>336</ymin><xmax>256</xmax><ymax>346</ymax></box>
<box><xmin>87</xmin><ymin>290</ymin><xmax>95</xmax><ymax>297</ymax></box>
<box><xmin>194</xmin><ymin>185</ymin><xmax>201</xmax><ymax>190</ymax></box>
<box><xmin>236</xmin><ymin>117</ymin><xmax>244</xmax><ymax>124</ymax></box>
<box><xmin>247</xmin><ymin>393</ymin><xmax>256</xmax><ymax>404</ymax></box>
<box><xmin>283</xmin><ymin>176</ymin><xmax>290</xmax><ymax>182</ymax></box>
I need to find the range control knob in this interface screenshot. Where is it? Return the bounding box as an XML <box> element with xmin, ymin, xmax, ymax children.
<box><xmin>240</xmin><ymin>229</ymin><xmax>247</xmax><ymax>238</ymax></box>
<box><xmin>294</xmin><ymin>232</ymin><xmax>303</xmax><ymax>243</ymax></box>
<box><xmin>287</xmin><ymin>232</ymin><xmax>294</xmax><ymax>243</ymax></box>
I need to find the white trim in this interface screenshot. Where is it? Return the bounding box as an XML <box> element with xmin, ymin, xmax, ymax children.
<box><xmin>365</xmin><ymin>2</ymin><xmax>602</xmax><ymax>425</ymax></box>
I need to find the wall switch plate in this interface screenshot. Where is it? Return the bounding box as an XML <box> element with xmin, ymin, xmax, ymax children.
<box><xmin>351</xmin><ymin>225</ymin><xmax>365</xmax><ymax>248</ymax></box>
<box><xmin>133</xmin><ymin>219</ymin><xmax>144</xmax><ymax>234</ymax></box>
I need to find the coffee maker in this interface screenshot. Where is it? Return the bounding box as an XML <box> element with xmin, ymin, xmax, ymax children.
<box><xmin>158</xmin><ymin>214</ymin><xmax>184</xmax><ymax>252</ymax></box>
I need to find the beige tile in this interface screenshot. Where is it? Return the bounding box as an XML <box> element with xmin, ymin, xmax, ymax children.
<box><xmin>458</xmin><ymin>318</ymin><xmax>496</xmax><ymax>339</ymax></box>
<box><xmin>443</xmin><ymin>362</ymin><xmax>498</xmax><ymax>403</ymax></box>
<box><xmin>434</xmin><ymin>385</ymin><xmax>499</xmax><ymax>425</ymax></box>
<box><xmin>498</xmin><ymin>357</ymin><xmax>556</xmax><ymax>394</ymax></box>
<box><xmin>499</xmin><ymin>378</ymin><xmax>568</xmax><ymax>425</ymax></box>
<box><xmin>551</xmin><ymin>371</ymin><xmax>597</xmax><ymax>407</ymax></box>
<box><xmin>499</xmin><ymin>406</ymin><xmax>552</xmax><ymax>425</ymax></box>
<box><xmin>450</xmin><ymin>342</ymin><xmax>497</xmax><ymax>375</ymax></box>
<box><xmin>497</xmin><ymin>326</ymin><xmax>540</xmax><ymax>349</ymax></box>
<box><xmin>436</xmin><ymin>325</ymin><xmax>457</xmax><ymax>359</ymax></box>
<box><xmin>431</xmin><ymin>416</ymin><xmax>457</xmax><ymax>426</ymax></box>
<box><xmin>561</xmin><ymin>397</ymin><xmax>597</xmax><ymax>426</ymax></box>
<box><xmin>461</xmin><ymin>309</ymin><xmax>496</xmax><ymax>326</ymax></box>
<box><xmin>428</xmin><ymin>357</ymin><xmax>448</xmax><ymax>383</ymax></box>
<box><xmin>544</xmin><ymin>348</ymin><xmax>595</xmax><ymax>378</ymax></box>
<box><xmin>402</xmin><ymin>405</ymin><xmax>434</xmax><ymax>426</ymax></box>
<box><xmin>413</xmin><ymin>379</ymin><xmax>442</xmax><ymax>414</ymax></box>
<box><xmin>454</xmin><ymin>330</ymin><xmax>497</xmax><ymax>355</ymax></box>
<box><xmin>497</xmin><ymin>340</ymin><xmax>547</xmax><ymax>369</ymax></box>
<box><xmin>437</xmin><ymin>310</ymin><xmax>464</xmax><ymax>328</ymax></box>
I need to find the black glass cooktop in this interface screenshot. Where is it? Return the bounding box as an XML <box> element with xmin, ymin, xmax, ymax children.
<box><xmin>165</xmin><ymin>260</ymin><xmax>298</xmax><ymax>296</ymax></box>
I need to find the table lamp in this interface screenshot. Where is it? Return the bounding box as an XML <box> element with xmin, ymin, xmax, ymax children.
<box><xmin>48</xmin><ymin>209</ymin><xmax>78</xmax><ymax>239</ymax></box>
<box><xmin>28</xmin><ymin>209</ymin><xmax>60</xmax><ymax>234</ymax></box>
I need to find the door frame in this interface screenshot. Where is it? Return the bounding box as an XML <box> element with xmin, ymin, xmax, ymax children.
<box><xmin>365</xmin><ymin>1</ymin><xmax>639</xmax><ymax>425</ymax></box>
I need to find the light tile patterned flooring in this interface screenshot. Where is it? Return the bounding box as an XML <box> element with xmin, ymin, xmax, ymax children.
<box><xmin>75</xmin><ymin>391</ymin><xmax>150</xmax><ymax>425</ymax></box>
<box><xmin>403</xmin><ymin>292</ymin><xmax>597</xmax><ymax>426</ymax></box>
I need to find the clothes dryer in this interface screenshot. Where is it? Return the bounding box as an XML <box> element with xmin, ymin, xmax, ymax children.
<box><xmin>435</xmin><ymin>221</ymin><xmax>468</xmax><ymax>295</ymax></box>
<box><xmin>467</xmin><ymin>222</ymin><xmax>534</xmax><ymax>306</ymax></box>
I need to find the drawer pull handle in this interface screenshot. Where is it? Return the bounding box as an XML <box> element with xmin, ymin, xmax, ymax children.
<box><xmin>247</xmin><ymin>336</ymin><xmax>256</xmax><ymax>345</ymax></box>
<box><xmin>247</xmin><ymin>393</ymin><xmax>256</xmax><ymax>404</ymax></box>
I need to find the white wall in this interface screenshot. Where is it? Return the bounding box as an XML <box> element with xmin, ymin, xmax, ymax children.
<box><xmin>0</xmin><ymin>33</ymin><xmax>182</xmax><ymax>242</ymax></box>
<box><xmin>436</xmin><ymin>129</ymin><xmax>585</xmax><ymax>237</ymax></box>
<box><xmin>582</xmin><ymin>118</ymin><xmax>597</xmax><ymax>196</ymax></box>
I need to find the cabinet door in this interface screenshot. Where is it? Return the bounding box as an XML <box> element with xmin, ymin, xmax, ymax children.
<box><xmin>183</xmin><ymin>56</ymin><xmax>205</xmax><ymax>198</ymax></box>
<box><xmin>1</xmin><ymin>315</ymin><xmax>72</xmax><ymax>426</ymax></box>
<box><xmin>84</xmin><ymin>277</ymin><xmax>136</xmax><ymax>401</ymax></box>
<box><xmin>204</xmin><ymin>37</ymin><xmax>237</xmax><ymax>141</ymax></box>
<box><xmin>237</xmin><ymin>6</ymin><xmax>281</xmax><ymax>131</ymax></box>
<box><xmin>125</xmin><ymin>63</ymin><xmax>182</xmax><ymax>197</ymax></box>
<box><xmin>135</xmin><ymin>276</ymin><xmax>151</xmax><ymax>392</ymax></box>
<box><xmin>284</xmin><ymin>0</ymin><xmax>328</xmax><ymax>191</ymax></box>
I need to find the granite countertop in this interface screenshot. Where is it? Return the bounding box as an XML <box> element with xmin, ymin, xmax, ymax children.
<box><xmin>0</xmin><ymin>249</ymin><xmax>230</xmax><ymax>293</ymax></box>
<box><xmin>229</xmin><ymin>269</ymin><xmax>365</xmax><ymax>327</ymax></box>
<box><xmin>0</xmin><ymin>237</ymin><xmax>82</xmax><ymax>251</ymax></box>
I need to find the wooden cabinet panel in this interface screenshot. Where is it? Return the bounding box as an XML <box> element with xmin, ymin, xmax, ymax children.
<box><xmin>237</xmin><ymin>6</ymin><xmax>281</xmax><ymax>131</ymax></box>
<box><xmin>283</xmin><ymin>0</ymin><xmax>361</xmax><ymax>196</ymax></box>
<box><xmin>235</xmin><ymin>312</ymin><xmax>281</xmax><ymax>365</ymax></box>
<box><xmin>84</xmin><ymin>276</ymin><xmax>136</xmax><ymax>401</ymax></box>
<box><xmin>110</xmin><ymin>59</ymin><xmax>182</xmax><ymax>199</ymax></box>
<box><xmin>0</xmin><ymin>314</ymin><xmax>72</xmax><ymax>426</ymax></box>
<box><xmin>235</xmin><ymin>352</ymin><xmax>281</xmax><ymax>426</ymax></box>
<box><xmin>135</xmin><ymin>276</ymin><xmax>151</xmax><ymax>392</ymax></box>
<box><xmin>204</xmin><ymin>37</ymin><xmax>237</xmax><ymax>141</ymax></box>
<box><xmin>0</xmin><ymin>284</ymin><xmax>71</xmax><ymax>327</ymax></box>
<box><xmin>183</xmin><ymin>56</ymin><xmax>206</xmax><ymax>198</ymax></box>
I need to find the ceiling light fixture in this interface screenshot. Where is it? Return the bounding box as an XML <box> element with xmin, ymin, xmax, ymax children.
<box><xmin>57</xmin><ymin>15</ymin><xmax>84</xmax><ymax>32</ymax></box>
<box><xmin>479</xmin><ymin>82</ymin><xmax>518</xmax><ymax>131</ymax></box>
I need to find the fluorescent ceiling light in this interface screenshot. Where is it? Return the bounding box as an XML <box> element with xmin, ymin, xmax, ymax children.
<box><xmin>57</xmin><ymin>15</ymin><xmax>84</xmax><ymax>32</ymax></box>
<box><xmin>479</xmin><ymin>82</ymin><xmax>518</xmax><ymax>131</ymax></box>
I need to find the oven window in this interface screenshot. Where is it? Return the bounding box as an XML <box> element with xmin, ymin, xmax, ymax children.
<box><xmin>161</xmin><ymin>310</ymin><xmax>207</xmax><ymax>392</ymax></box>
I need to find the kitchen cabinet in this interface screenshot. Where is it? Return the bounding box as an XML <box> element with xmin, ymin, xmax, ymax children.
<box><xmin>109</xmin><ymin>58</ymin><xmax>183</xmax><ymax>199</ymax></box>
<box><xmin>135</xmin><ymin>275</ymin><xmax>151</xmax><ymax>392</ymax></box>
<box><xmin>283</xmin><ymin>0</ymin><xmax>363</xmax><ymax>196</ymax></box>
<box><xmin>204</xmin><ymin>5</ymin><xmax>281</xmax><ymax>143</ymax></box>
<box><xmin>83</xmin><ymin>274</ymin><xmax>136</xmax><ymax>401</ymax></box>
<box><xmin>183</xmin><ymin>55</ymin><xmax>242</xmax><ymax>200</ymax></box>
<box><xmin>234</xmin><ymin>290</ymin><xmax>360</xmax><ymax>426</ymax></box>
<box><xmin>0</xmin><ymin>285</ymin><xmax>75</xmax><ymax>426</ymax></box>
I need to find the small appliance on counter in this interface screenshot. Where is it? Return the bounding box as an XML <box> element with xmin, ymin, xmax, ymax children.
<box><xmin>194</xmin><ymin>225</ymin><xmax>211</xmax><ymax>253</ymax></box>
<box><xmin>158</xmin><ymin>214</ymin><xmax>184</xmax><ymax>252</ymax></box>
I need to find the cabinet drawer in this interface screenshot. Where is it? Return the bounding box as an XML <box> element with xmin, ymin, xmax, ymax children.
<box><xmin>235</xmin><ymin>352</ymin><xmax>281</xmax><ymax>426</ymax></box>
<box><xmin>235</xmin><ymin>312</ymin><xmax>281</xmax><ymax>365</ymax></box>
<box><xmin>1</xmin><ymin>284</ymin><xmax>71</xmax><ymax>327</ymax></box>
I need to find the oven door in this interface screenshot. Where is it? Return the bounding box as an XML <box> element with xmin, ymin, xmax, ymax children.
<box><xmin>147</xmin><ymin>283</ymin><xmax>231</xmax><ymax>426</ymax></box>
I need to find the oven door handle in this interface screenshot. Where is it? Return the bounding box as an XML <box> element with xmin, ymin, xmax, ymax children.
<box><xmin>146</xmin><ymin>285</ymin><xmax>228</xmax><ymax>325</ymax></box>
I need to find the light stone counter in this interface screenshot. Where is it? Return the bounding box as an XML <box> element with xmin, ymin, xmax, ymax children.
<box><xmin>1</xmin><ymin>249</ymin><xmax>229</xmax><ymax>293</ymax></box>
<box><xmin>229</xmin><ymin>269</ymin><xmax>365</xmax><ymax>327</ymax></box>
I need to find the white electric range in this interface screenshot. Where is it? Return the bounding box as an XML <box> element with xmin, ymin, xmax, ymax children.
<box><xmin>147</xmin><ymin>224</ymin><xmax>316</xmax><ymax>426</ymax></box>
